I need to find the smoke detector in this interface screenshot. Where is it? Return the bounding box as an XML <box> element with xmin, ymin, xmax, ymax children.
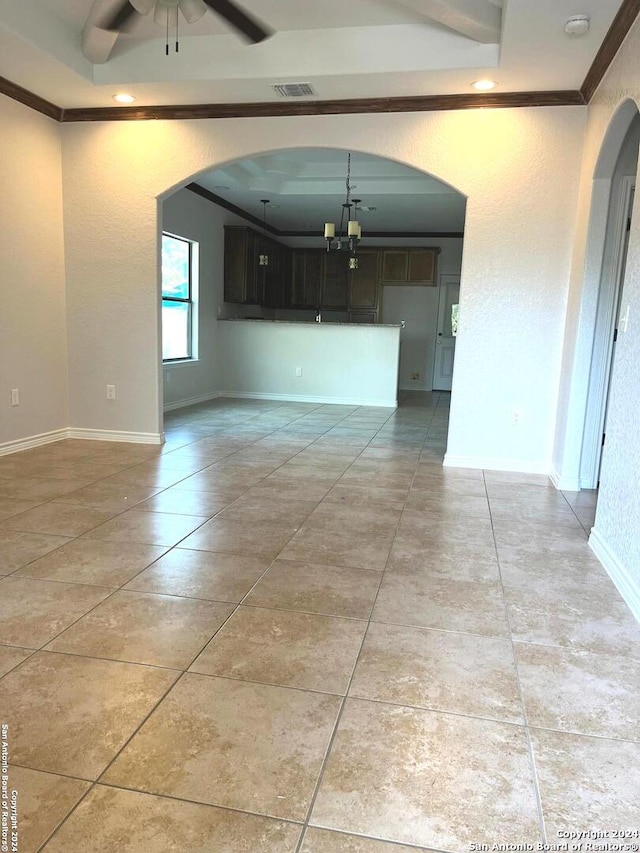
<box><xmin>565</xmin><ymin>15</ymin><xmax>590</xmax><ymax>36</ymax></box>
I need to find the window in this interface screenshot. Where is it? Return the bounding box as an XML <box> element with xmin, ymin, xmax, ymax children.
<box><xmin>162</xmin><ymin>233</ymin><xmax>197</xmax><ymax>361</ymax></box>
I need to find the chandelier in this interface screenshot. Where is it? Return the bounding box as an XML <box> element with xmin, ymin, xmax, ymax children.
<box><xmin>259</xmin><ymin>199</ymin><xmax>270</xmax><ymax>267</ymax></box>
<box><xmin>324</xmin><ymin>154</ymin><xmax>362</xmax><ymax>269</ymax></box>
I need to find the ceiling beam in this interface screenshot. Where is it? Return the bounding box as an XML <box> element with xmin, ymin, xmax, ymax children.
<box><xmin>397</xmin><ymin>0</ymin><xmax>502</xmax><ymax>43</ymax></box>
<box><xmin>581</xmin><ymin>0</ymin><xmax>640</xmax><ymax>102</ymax></box>
<box><xmin>59</xmin><ymin>90</ymin><xmax>584</xmax><ymax>122</ymax></box>
<box><xmin>0</xmin><ymin>75</ymin><xmax>62</xmax><ymax>121</ymax></box>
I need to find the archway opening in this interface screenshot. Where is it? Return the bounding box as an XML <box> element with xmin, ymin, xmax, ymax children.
<box><xmin>578</xmin><ymin>106</ymin><xmax>640</xmax><ymax>501</ymax></box>
<box><xmin>157</xmin><ymin>147</ymin><xmax>467</xmax><ymax>433</ymax></box>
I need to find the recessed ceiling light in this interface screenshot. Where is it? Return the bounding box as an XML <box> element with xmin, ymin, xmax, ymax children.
<box><xmin>471</xmin><ymin>80</ymin><xmax>497</xmax><ymax>91</ymax></box>
<box><xmin>113</xmin><ymin>93</ymin><xmax>135</xmax><ymax>104</ymax></box>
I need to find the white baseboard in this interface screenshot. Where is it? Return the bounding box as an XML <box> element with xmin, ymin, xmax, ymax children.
<box><xmin>444</xmin><ymin>453</ymin><xmax>551</xmax><ymax>475</ymax></box>
<box><xmin>0</xmin><ymin>426</ymin><xmax>164</xmax><ymax>456</ymax></box>
<box><xmin>579</xmin><ymin>475</ymin><xmax>598</xmax><ymax>490</ymax></box>
<box><xmin>0</xmin><ymin>428</ymin><xmax>69</xmax><ymax>457</ymax></box>
<box><xmin>589</xmin><ymin>528</ymin><xmax>640</xmax><ymax>623</ymax></box>
<box><xmin>67</xmin><ymin>428</ymin><xmax>164</xmax><ymax>445</ymax></box>
<box><xmin>550</xmin><ymin>467</ymin><xmax>582</xmax><ymax>492</ymax></box>
<box><xmin>220</xmin><ymin>391</ymin><xmax>398</xmax><ymax>408</ymax></box>
<box><xmin>163</xmin><ymin>392</ymin><xmax>220</xmax><ymax>413</ymax></box>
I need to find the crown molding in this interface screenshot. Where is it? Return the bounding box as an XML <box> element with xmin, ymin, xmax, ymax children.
<box><xmin>581</xmin><ymin>0</ymin><xmax>640</xmax><ymax>102</ymax></box>
<box><xmin>278</xmin><ymin>230</ymin><xmax>465</xmax><ymax>238</ymax></box>
<box><xmin>0</xmin><ymin>75</ymin><xmax>62</xmax><ymax>121</ymax></box>
<box><xmin>185</xmin><ymin>184</ymin><xmax>463</xmax><ymax>240</ymax></box>
<box><xmin>3</xmin><ymin>0</ymin><xmax>640</xmax><ymax>122</ymax></box>
<box><xmin>187</xmin><ymin>183</ymin><xmax>280</xmax><ymax>234</ymax></box>
<box><xmin>59</xmin><ymin>90</ymin><xmax>586</xmax><ymax>122</ymax></box>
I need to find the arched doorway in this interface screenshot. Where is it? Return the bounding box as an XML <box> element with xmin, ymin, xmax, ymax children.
<box><xmin>157</xmin><ymin>147</ymin><xmax>467</xmax><ymax>428</ymax></box>
<box><xmin>580</xmin><ymin>108</ymin><xmax>640</xmax><ymax>489</ymax></box>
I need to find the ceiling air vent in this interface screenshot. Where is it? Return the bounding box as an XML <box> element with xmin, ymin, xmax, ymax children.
<box><xmin>272</xmin><ymin>82</ymin><xmax>316</xmax><ymax>98</ymax></box>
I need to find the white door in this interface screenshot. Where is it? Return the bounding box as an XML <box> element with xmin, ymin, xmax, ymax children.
<box><xmin>432</xmin><ymin>275</ymin><xmax>460</xmax><ymax>391</ymax></box>
<box><xmin>599</xmin><ymin>185</ymin><xmax>634</xmax><ymax>483</ymax></box>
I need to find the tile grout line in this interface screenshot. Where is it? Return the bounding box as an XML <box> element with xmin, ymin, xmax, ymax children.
<box><xmin>293</xmin><ymin>392</ymin><xmax>439</xmax><ymax>852</ymax></box>
<box><xmin>20</xmin><ymin>398</ymin><xmax>391</xmax><ymax>850</ymax></box>
<box><xmin>2</xmin><ymin>393</ymin><xmax>451</xmax><ymax>850</ymax></box>
<box><xmin>34</xmin><ymin>662</ymin><xmax>186</xmax><ymax>852</ymax></box>
<box><xmin>483</xmin><ymin>468</ymin><xmax>549</xmax><ymax>846</ymax></box>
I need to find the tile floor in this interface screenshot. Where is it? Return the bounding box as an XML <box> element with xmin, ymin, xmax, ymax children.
<box><xmin>1</xmin><ymin>392</ymin><xmax>639</xmax><ymax>852</ymax></box>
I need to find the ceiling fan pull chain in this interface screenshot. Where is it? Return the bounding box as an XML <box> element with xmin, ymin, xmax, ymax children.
<box><xmin>165</xmin><ymin>6</ymin><xmax>169</xmax><ymax>55</ymax></box>
<box><xmin>175</xmin><ymin>5</ymin><xmax>179</xmax><ymax>53</ymax></box>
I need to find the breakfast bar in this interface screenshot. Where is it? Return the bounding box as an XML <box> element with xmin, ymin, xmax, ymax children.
<box><xmin>218</xmin><ymin>319</ymin><xmax>401</xmax><ymax>407</ymax></box>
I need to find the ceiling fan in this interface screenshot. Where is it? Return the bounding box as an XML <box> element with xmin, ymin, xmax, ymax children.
<box><xmin>101</xmin><ymin>0</ymin><xmax>271</xmax><ymax>44</ymax></box>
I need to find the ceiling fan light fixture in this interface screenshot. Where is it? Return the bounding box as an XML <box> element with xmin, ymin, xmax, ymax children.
<box><xmin>472</xmin><ymin>79</ymin><xmax>497</xmax><ymax>91</ymax></box>
<box><xmin>564</xmin><ymin>15</ymin><xmax>590</xmax><ymax>36</ymax></box>
<box><xmin>113</xmin><ymin>92</ymin><xmax>136</xmax><ymax>103</ymax></box>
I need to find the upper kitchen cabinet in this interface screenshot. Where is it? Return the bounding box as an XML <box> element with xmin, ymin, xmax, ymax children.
<box><xmin>224</xmin><ymin>227</ymin><xmax>259</xmax><ymax>304</ymax></box>
<box><xmin>381</xmin><ymin>248</ymin><xmax>438</xmax><ymax>284</ymax></box>
<box><xmin>349</xmin><ymin>249</ymin><xmax>380</xmax><ymax>310</ymax></box>
<box><xmin>291</xmin><ymin>250</ymin><xmax>324</xmax><ymax>309</ymax></box>
<box><xmin>224</xmin><ymin>226</ymin><xmax>291</xmax><ymax>305</ymax></box>
<box><xmin>408</xmin><ymin>249</ymin><xmax>438</xmax><ymax>284</ymax></box>
<box><xmin>380</xmin><ymin>249</ymin><xmax>408</xmax><ymax>283</ymax></box>
<box><xmin>322</xmin><ymin>251</ymin><xmax>349</xmax><ymax>309</ymax></box>
<box><xmin>263</xmin><ymin>238</ymin><xmax>290</xmax><ymax>308</ymax></box>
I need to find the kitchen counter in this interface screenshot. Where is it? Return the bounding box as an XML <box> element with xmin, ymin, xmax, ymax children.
<box><xmin>218</xmin><ymin>318</ymin><xmax>400</xmax><ymax>407</ymax></box>
<box><xmin>220</xmin><ymin>319</ymin><xmax>401</xmax><ymax>328</ymax></box>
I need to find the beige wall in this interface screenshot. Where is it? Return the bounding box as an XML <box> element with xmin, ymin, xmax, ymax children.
<box><xmin>60</xmin><ymin>107</ymin><xmax>586</xmax><ymax>472</ymax></box>
<box><xmin>3</xmin><ymin>60</ymin><xmax>638</xmax><ymax>611</ymax></box>
<box><xmin>162</xmin><ymin>189</ymin><xmax>222</xmax><ymax>410</ymax></box>
<box><xmin>0</xmin><ymin>95</ymin><xmax>68</xmax><ymax>447</ymax></box>
<box><xmin>554</xmin><ymin>16</ymin><xmax>640</xmax><ymax>610</ymax></box>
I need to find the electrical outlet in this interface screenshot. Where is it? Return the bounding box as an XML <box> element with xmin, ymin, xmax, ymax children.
<box><xmin>106</xmin><ymin>385</ymin><xmax>116</xmax><ymax>400</ymax></box>
<box><xmin>512</xmin><ymin>409</ymin><xmax>521</xmax><ymax>425</ymax></box>
<box><xmin>10</xmin><ymin>388</ymin><xmax>19</xmax><ymax>407</ymax></box>
<box><xmin>295</xmin><ymin>367</ymin><xmax>302</xmax><ymax>377</ymax></box>
<box><xmin>411</xmin><ymin>373</ymin><xmax>420</xmax><ymax>381</ymax></box>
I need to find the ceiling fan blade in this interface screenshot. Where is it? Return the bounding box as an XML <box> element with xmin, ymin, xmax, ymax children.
<box><xmin>202</xmin><ymin>0</ymin><xmax>272</xmax><ymax>43</ymax></box>
<box><xmin>130</xmin><ymin>0</ymin><xmax>156</xmax><ymax>13</ymax></box>
<box><xmin>100</xmin><ymin>0</ymin><xmax>140</xmax><ymax>31</ymax></box>
<box><xmin>179</xmin><ymin>0</ymin><xmax>209</xmax><ymax>24</ymax></box>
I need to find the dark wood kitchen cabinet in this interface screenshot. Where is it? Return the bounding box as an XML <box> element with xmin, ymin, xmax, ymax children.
<box><xmin>224</xmin><ymin>227</ymin><xmax>260</xmax><ymax>304</ymax></box>
<box><xmin>349</xmin><ymin>249</ymin><xmax>380</xmax><ymax>310</ymax></box>
<box><xmin>263</xmin><ymin>239</ymin><xmax>290</xmax><ymax>307</ymax></box>
<box><xmin>322</xmin><ymin>250</ymin><xmax>349</xmax><ymax>309</ymax></box>
<box><xmin>381</xmin><ymin>248</ymin><xmax>438</xmax><ymax>284</ymax></box>
<box><xmin>224</xmin><ymin>226</ymin><xmax>292</xmax><ymax>305</ymax></box>
<box><xmin>291</xmin><ymin>250</ymin><xmax>324</xmax><ymax>308</ymax></box>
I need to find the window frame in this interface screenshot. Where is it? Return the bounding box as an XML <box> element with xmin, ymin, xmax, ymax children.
<box><xmin>161</xmin><ymin>232</ymin><xmax>196</xmax><ymax>363</ymax></box>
